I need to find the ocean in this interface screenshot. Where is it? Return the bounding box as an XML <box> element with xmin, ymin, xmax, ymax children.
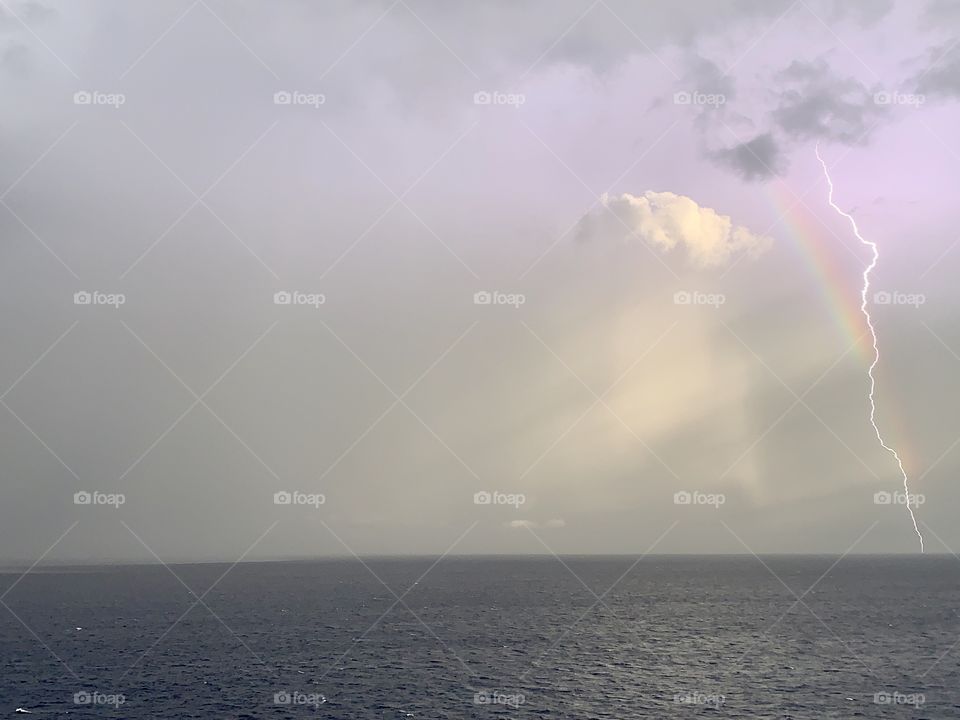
<box><xmin>1</xmin><ymin>556</ymin><xmax>956</xmax><ymax>718</ymax></box>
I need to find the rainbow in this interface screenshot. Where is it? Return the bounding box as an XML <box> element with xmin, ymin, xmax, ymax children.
<box><xmin>769</xmin><ymin>181</ymin><xmax>873</xmax><ymax>360</ymax></box>
<box><xmin>769</xmin><ymin>179</ymin><xmax>918</xmax><ymax>481</ymax></box>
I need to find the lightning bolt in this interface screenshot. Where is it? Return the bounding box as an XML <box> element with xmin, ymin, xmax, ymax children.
<box><xmin>815</xmin><ymin>144</ymin><xmax>924</xmax><ymax>553</ymax></box>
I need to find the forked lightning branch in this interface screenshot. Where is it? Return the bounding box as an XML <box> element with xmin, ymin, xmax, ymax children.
<box><xmin>816</xmin><ymin>145</ymin><xmax>925</xmax><ymax>552</ymax></box>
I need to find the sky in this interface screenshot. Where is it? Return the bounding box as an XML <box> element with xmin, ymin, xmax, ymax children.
<box><xmin>1</xmin><ymin>0</ymin><xmax>959</xmax><ymax>562</ymax></box>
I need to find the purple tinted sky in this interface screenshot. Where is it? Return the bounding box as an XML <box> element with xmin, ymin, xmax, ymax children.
<box><xmin>1</xmin><ymin>0</ymin><xmax>959</xmax><ymax>561</ymax></box>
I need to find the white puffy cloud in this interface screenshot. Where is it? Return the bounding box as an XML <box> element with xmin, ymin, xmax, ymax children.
<box><xmin>578</xmin><ymin>191</ymin><xmax>772</xmax><ymax>267</ymax></box>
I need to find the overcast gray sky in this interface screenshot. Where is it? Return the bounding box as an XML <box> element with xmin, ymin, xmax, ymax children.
<box><xmin>2</xmin><ymin>0</ymin><xmax>959</xmax><ymax>562</ymax></box>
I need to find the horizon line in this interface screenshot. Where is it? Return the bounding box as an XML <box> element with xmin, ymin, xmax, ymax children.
<box><xmin>0</xmin><ymin>551</ymin><xmax>940</xmax><ymax>570</ymax></box>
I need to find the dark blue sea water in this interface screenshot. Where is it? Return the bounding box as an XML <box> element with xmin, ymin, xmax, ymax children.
<box><xmin>1</xmin><ymin>556</ymin><xmax>957</xmax><ymax>718</ymax></box>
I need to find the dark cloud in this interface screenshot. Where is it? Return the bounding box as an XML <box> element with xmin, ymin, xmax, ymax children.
<box><xmin>702</xmin><ymin>59</ymin><xmax>886</xmax><ymax>181</ymax></box>
<box><xmin>683</xmin><ymin>56</ymin><xmax>737</xmax><ymax>99</ymax></box>
<box><xmin>772</xmin><ymin>59</ymin><xmax>886</xmax><ymax>144</ymax></box>
<box><xmin>830</xmin><ymin>0</ymin><xmax>894</xmax><ymax>27</ymax></box>
<box><xmin>0</xmin><ymin>0</ymin><xmax>55</xmax><ymax>29</ymax></box>
<box><xmin>709</xmin><ymin>133</ymin><xmax>784</xmax><ymax>181</ymax></box>
<box><xmin>913</xmin><ymin>42</ymin><xmax>960</xmax><ymax>99</ymax></box>
<box><xmin>920</xmin><ymin>0</ymin><xmax>960</xmax><ymax>27</ymax></box>
<box><xmin>1</xmin><ymin>1</ymin><xmax>55</xmax><ymax>75</ymax></box>
<box><xmin>1</xmin><ymin>43</ymin><xmax>30</xmax><ymax>74</ymax></box>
